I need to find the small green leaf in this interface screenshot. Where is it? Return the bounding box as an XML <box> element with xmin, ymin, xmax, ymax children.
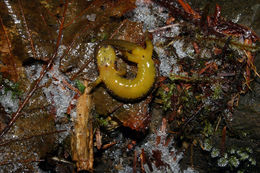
<box><xmin>75</xmin><ymin>79</ymin><xmax>86</xmax><ymax>94</ymax></box>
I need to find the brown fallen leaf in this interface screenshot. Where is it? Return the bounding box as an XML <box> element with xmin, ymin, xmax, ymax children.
<box><xmin>59</xmin><ymin>0</ymin><xmax>137</xmax><ymax>80</ymax></box>
<box><xmin>114</xmin><ymin>97</ymin><xmax>152</xmax><ymax>132</ymax></box>
<box><xmin>0</xmin><ymin>17</ymin><xmax>24</xmax><ymax>82</ymax></box>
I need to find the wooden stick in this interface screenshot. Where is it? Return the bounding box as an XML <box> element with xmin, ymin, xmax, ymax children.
<box><xmin>71</xmin><ymin>80</ymin><xmax>93</xmax><ymax>171</ymax></box>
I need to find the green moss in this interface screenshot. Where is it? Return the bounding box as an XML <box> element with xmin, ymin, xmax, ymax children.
<box><xmin>208</xmin><ymin>145</ymin><xmax>256</xmax><ymax>170</ymax></box>
<box><xmin>202</xmin><ymin>120</ymin><xmax>214</xmax><ymax>137</ymax></box>
<box><xmin>94</xmin><ymin>113</ymin><xmax>119</xmax><ymax>131</ymax></box>
<box><xmin>211</xmin><ymin>148</ymin><xmax>220</xmax><ymax>158</ymax></box>
<box><xmin>230</xmin><ymin>148</ymin><xmax>236</xmax><ymax>154</ymax></box>
<box><xmin>212</xmin><ymin>83</ymin><xmax>223</xmax><ymax>100</ymax></box>
<box><xmin>157</xmin><ymin>83</ymin><xmax>176</xmax><ymax>111</ymax></box>
<box><xmin>249</xmin><ymin>158</ymin><xmax>256</xmax><ymax>166</ymax></box>
<box><xmin>237</xmin><ymin>150</ymin><xmax>249</xmax><ymax>160</ymax></box>
<box><xmin>0</xmin><ymin>77</ymin><xmax>23</xmax><ymax>99</ymax></box>
<box><xmin>218</xmin><ymin>156</ymin><xmax>228</xmax><ymax>167</ymax></box>
<box><xmin>229</xmin><ymin>156</ymin><xmax>240</xmax><ymax>167</ymax></box>
<box><xmin>203</xmin><ymin>138</ymin><xmax>213</xmax><ymax>151</ymax></box>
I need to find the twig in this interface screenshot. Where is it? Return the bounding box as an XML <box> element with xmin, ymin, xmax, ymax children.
<box><xmin>71</xmin><ymin>80</ymin><xmax>93</xmax><ymax>171</ymax></box>
<box><xmin>66</xmin><ymin>94</ymin><xmax>79</xmax><ymax>114</ymax></box>
<box><xmin>221</xmin><ymin>126</ymin><xmax>227</xmax><ymax>156</ymax></box>
<box><xmin>0</xmin><ymin>0</ymin><xmax>69</xmax><ymax>140</ymax></box>
<box><xmin>148</xmin><ymin>24</ymin><xmax>179</xmax><ymax>33</ymax></box>
<box><xmin>101</xmin><ymin>141</ymin><xmax>116</xmax><ymax>150</ymax></box>
<box><xmin>60</xmin><ymin>77</ymin><xmax>81</xmax><ymax>95</ymax></box>
<box><xmin>214</xmin><ymin>116</ymin><xmax>222</xmax><ymax>132</ymax></box>
<box><xmin>182</xmin><ymin>103</ymin><xmax>204</xmax><ymax>129</ymax></box>
<box><xmin>50</xmin><ymin>156</ymin><xmax>73</xmax><ymax>165</ymax></box>
<box><xmin>18</xmin><ymin>0</ymin><xmax>37</xmax><ymax>59</ymax></box>
<box><xmin>109</xmin><ymin>19</ymin><xmax>127</xmax><ymax>39</ymax></box>
<box><xmin>95</xmin><ymin>128</ymin><xmax>102</xmax><ymax>150</ymax></box>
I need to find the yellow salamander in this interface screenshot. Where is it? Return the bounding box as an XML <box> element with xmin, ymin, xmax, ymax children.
<box><xmin>93</xmin><ymin>39</ymin><xmax>156</xmax><ymax>100</ymax></box>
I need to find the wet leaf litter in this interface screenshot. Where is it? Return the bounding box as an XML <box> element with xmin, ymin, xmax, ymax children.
<box><xmin>0</xmin><ymin>0</ymin><xmax>259</xmax><ymax>172</ymax></box>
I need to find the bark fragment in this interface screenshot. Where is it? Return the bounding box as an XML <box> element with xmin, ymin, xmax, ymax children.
<box><xmin>71</xmin><ymin>80</ymin><xmax>93</xmax><ymax>171</ymax></box>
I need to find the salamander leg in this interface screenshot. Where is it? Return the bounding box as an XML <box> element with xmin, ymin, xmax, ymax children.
<box><xmin>88</xmin><ymin>77</ymin><xmax>102</xmax><ymax>93</ymax></box>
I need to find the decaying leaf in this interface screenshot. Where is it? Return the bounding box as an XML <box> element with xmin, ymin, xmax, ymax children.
<box><xmin>0</xmin><ymin>0</ymin><xmax>58</xmax><ymax>61</ymax></box>
<box><xmin>111</xmin><ymin>19</ymin><xmax>145</xmax><ymax>45</ymax></box>
<box><xmin>93</xmin><ymin>87</ymin><xmax>122</xmax><ymax>116</ymax></box>
<box><xmin>0</xmin><ymin>111</ymin><xmax>57</xmax><ymax>172</ymax></box>
<box><xmin>114</xmin><ymin>98</ymin><xmax>152</xmax><ymax>132</ymax></box>
<box><xmin>59</xmin><ymin>0</ymin><xmax>137</xmax><ymax>80</ymax></box>
<box><xmin>0</xmin><ymin>18</ymin><xmax>24</xmax><ymax>82</ymax></box>
<box><xmin>93</xmin><ymin>86</ymin><xmax>152</xmax><ymax>132</ymax></box>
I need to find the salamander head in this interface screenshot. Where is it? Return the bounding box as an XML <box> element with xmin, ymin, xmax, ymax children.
<box><xmin>97</xmin><ymin>45</ymin><xmax>116</xmax><ymax>68</ymax></box>
<box><xmin>131</xmin><ymin>39</ymin><xmax>153</xmax><ymax>61</ymax></box>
